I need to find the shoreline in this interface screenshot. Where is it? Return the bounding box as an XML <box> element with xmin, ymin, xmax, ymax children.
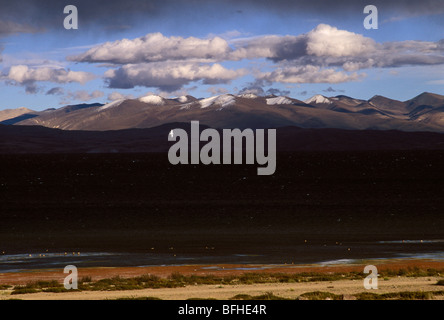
<box><xmin>4</xmin><ymin>277</ymin><xmax>444</xmax><ymax>300</ymax></box>
<box><xmin>1</xmin><ymin>259</ymin><xmax>444</xmax><ymax>300</ymax></box>
<box><xmin>1</xmin><ymin>258</ymin><xmax>443</xmax><ymax>285</ymax></box>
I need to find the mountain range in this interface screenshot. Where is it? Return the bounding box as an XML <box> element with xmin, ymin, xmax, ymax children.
<box><xmin>2</xmin><ymin>92</ymin><xmax>444</xmax><ymax>132</ymax></box>
<box><xmin>2</xmin><ymin>122</ymin><xmax>444</xmax><ymax>154</ymax></box>
<box><xmin>1</xmin><ymin>91</ymin><xmax>444</xmax><ymax>154</ymax></box>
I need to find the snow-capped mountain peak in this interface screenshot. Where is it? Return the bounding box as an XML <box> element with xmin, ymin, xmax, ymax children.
<box><xmin>199</xmin><ymin>94</ymin><xmax>236</xmax><ymax>109</ymax></box>
<box><xmin>304</xmin><ymin>95</ymin><xmax>332</xmax><ymax>105</ymax></box>
<box><xmin>98</xmin><ymin>99</ymin><xmax>125</xmax><ymax>111</ymax></box>
<box><xmin>266</xmin><ymin>96</ymin><xmax>293</xmax><ymax>105</ymax></box>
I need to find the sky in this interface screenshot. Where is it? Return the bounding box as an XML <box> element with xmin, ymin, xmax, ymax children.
<box><xmin>0</xmin><ymin>0</ymin><xmax>443</xmax><ymax>111</ymax></box>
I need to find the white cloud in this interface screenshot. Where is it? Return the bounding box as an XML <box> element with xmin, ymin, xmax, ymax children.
<box><xmin>230</xmin><ymin>24</ymin><xmax>444</xmax><ymax>73</ymax></box>
<box><xmin>0</xmin><ymin>54</ymin><xmax>68</xmax><ymax>69</ymax></box>
<box><xmin>67</xmin><ymin>24</ymin><xmax>444</xmax><ymax>91</ymax></box>
<box><xmin>342</xmin><ymin>60</ymin><xmax>376</xmax><ymax>72</ymax></box>
<box><xmin>69</xmin><ymin>33</ymin><xmax>231</xmax><ymax>64</ymax></box>
<box><xmin>6</xmin><ymin>65</ymin><xmax>95</xmax><ymax>84</ymax></box>
<box><xmin>228</xmin><ymin>25</ymin><xmax>377</xmax><ymax>61</ymax></box>
<box><xmin>305</xmin><ymin>24</ymin><xmax>376</xmax><ymax>57</ymax></box>
<box><xmin>258</xmin><ymin>65</ymin><xmax>364</xmax><ymax>84</ymax></box>
<box><xmin>105</xmin><ymin>62</ymin><xmax>247</xmax><ymax>92</ymax></box>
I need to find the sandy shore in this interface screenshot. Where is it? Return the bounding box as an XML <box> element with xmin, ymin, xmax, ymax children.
<box><xmin>3</xmin><ymin>276</ymin><xmax>444</xmax><ymax>300</ymax></box>
<box><xmin>1</xmin><ymin>259</ymin><xmax>444</xmax><ymax>300</ymax></box>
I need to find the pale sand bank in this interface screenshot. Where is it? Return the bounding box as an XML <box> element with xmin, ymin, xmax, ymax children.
<box><xmin>2</xmin><ymin>277</ymin><xmax>444</xmax><ymax>300</ymax></box>
<box><xmin>1</xmin><ymin>260</ymin><xmax>443</xmax><ymax>300</ymax></box>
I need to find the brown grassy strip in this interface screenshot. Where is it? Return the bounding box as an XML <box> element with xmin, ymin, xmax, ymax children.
<box><xmin>5</xmin><ymin>267</ymin><xmax>444</xmax><ymax>296</ymax></box>
<box><xmin>116</xmin><ymin>290</ymin><xmax>444</xmax><ymax>301</ymax></box>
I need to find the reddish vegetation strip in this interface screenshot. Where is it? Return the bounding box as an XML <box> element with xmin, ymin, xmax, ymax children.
<box><xmin>1</xmin><ymin>260</ymin><xmax>443</xmax><ymax>286</ymax></box>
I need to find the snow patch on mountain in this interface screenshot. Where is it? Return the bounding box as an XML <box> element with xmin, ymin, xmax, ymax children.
<box><xmin>305</xmin><ymin>95</ymin><xmax>332</xmax><ymax>105</ymax></box>
<box><xmin>199</xmin><ymin>94</ymin><xmax>236</xmax><ymax>109</ymax></box>
<box><xmin>266</xmin><ymin>96</ymin><xmax>293</xmax><ymax>105</ymax></box>
<box><xmin>98</xmin><ymin>99</ymin><xmax>125</xmax><ymax>111</ymax></box>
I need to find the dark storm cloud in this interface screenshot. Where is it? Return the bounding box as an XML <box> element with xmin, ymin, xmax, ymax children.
<box><xmin>1</xmin><ymin>0</ymin><xmax>443</xmax><ymax>33</ymax></box>
<box><xmin>227</xmin><ymin>0</ymin><xmax>444</xmax><ymax>16</ymax></box>
<box><xmin>2</xmin><ymin>0</ymin><xmax>442</xmax><ymax>93</ymax></box>
<box><xmin>0</xmin><ymin>20</ymin><xmax>39</xmax><ymax>62</ymax></box>
<box><xmin>0</xmin><ymin>20</ymin><xmax>41</xmax><ymax>37</ymax></box>
<box><xmin>0</xmin><ymin>0</ymin><xmax>160</xmax><ymax>33</ymax></box>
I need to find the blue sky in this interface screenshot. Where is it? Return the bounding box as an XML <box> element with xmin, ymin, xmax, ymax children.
<box><xmin>0</xmin><ymin>0</ymin><xmax>443</xmax><ymax>111</ymax></box>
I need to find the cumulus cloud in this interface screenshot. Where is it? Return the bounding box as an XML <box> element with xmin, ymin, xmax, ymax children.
<box><xmin>258</xmin><ymin>65</ymin><xmax>364</xmax><ymax>84</ymax></box>
<box><xmin>104</xmin><ymin>62</ymin><xmax>246</xmax><ymax>92</ymax></box>
<box><xmin>6</xmin><ymin>65</ymin><xmax>95</xmax><ymax>84</ymax></box>
<box><xmin>229</xmin><ymin>25</ymin><xmax>376</xmax><ymax>61</ymax></box>
<box><xmin>69</xmin><ymin>25</ymin><xmax>378</xmax><ymax>64</ymax></box>
<box><xmin>67</xmin><ymin>23</ymin><xmax>444</xmax><ymax>91</ymax></box>
<box><xmin>74</xmin><ymin>24</ymin><xmax>444</xmax><ymax>71</ymax></box>
<box><xmin>306</xmin><ymin>24</ymin><xmax>376</xmax><ymax>57</ymax></box>
<box><xmin>1</xmin><ymin>65</ymin><xmax>96</xmax><ymax>95</ymax></box>
<box><xmin>231</xmin><ymin>24</ymin><xmax>444</xmax><ymax>71</ymax></box>
<box><xmin>69</xmin><ymin>33</ymin><xmax>231</xmax><ymax>64</ymax></box>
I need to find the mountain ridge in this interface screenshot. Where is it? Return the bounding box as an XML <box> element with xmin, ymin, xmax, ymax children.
<box><xmin>2</xmin><ymin>122</ymin><xmax>444</xmax><ymax>154</ymax></box>
<box><xmin>1</xmin><ymin>92</ymin><xmax>444</xmax><ymax>132</ymax></box>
